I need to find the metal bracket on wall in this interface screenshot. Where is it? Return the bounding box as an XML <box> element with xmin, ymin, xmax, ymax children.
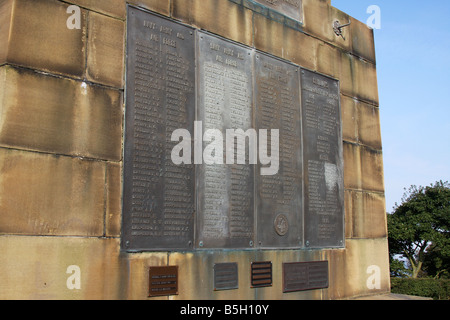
<box><xmin>333</xmin><ymin>20</ymin><xmax>351</xmax><ymax>40</ymax></box>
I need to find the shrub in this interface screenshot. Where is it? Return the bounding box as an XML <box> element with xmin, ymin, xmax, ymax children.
<box><xmin>391</xmin><ymin>278</ymin><xmax>450</xmax><ymax>300</ymax></box>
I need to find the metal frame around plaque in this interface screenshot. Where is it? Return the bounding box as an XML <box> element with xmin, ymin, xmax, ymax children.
<box><xmin>283</xmin><ymin>261</ymin><xmax>329</xmax><ymax>293</ymax></box>
<box><xmin>255</xmin><ymin>51</ymin><xmax>303</xmax><ymax>249</ymax></box>
<box><xmin>122</xmin><ymin>7</ymin><xmax>196</xmax><ymax>251</ymax></box>
<box><xmin>196</xmin><ymin>31</ymin><xmax>255</xmax><ymax>250</ymax></box>
<box><xmin>300</xmin><ymin>69</ymin><xmax>345</xmax><ymax>249</ymax></box>
<box><xmin>122</xmin><ymin>6</ymin><xmax>345</xmax><ymax>253</ymax></box>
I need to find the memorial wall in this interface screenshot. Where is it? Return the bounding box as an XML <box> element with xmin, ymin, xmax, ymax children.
<box><xmin>0</xmin><ymin>0</ymin><xmax>389</xmax><ymax>300</ymax></box>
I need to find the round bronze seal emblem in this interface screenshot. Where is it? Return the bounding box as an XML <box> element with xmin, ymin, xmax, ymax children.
<box><xmin>274</xmin><ymin>214</ymin><xmax>289</xmax><ymax>236</ymax></box>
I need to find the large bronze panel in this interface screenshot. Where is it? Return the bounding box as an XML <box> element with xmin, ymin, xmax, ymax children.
<box><xmin>253</xmin><ymin>0</ymin><xmax>303</xmax><ymax>22</ymax></box>
<box><xmin>196</xmin><ymin>31</ymin><xmax>255</xmax><ymax>249</ymax></box>
<box><xmin>283</xmin><ymin>261</ymin><xmax>329</xmax><ymax>293</ymax></box>
<box><xmin>300</xmin><ymin>69</ymin><xmax>344</xmax><ymax>248</ymax></box>
<box><xmin>255</xmin><ymin>52</ymin><xmax>303</xmax><ymax>249</ymax></box>
<box><xmin>122</xmin><ymin>7</ymin><xmax>196</xmax><ymax>251</ymax></box>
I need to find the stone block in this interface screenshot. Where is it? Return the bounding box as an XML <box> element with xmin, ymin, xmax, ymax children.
<box><xmin>86</xmin><ymin>12</ymin><xmax>125</xmax><ymax>88</ymax></box>
<box><xmin>326</xmin><ymin>238</ymin><xmax>391</xmax><ymax>299</ymax></box>
<box><xmin>171</xmin><ymin>0</ymin><xmax>253</xmax><ymax>47</ymax></box>
<box><xmin>0</xmin><ymin>0</ymin><xmax>13</xmax><ymax>65</ymax></box>
<box><xmin>358</xmin><ymin>101</ymin><xmax>382</xmax><ymax>150</ymax></box>
<box><xmin>302</xmin><ymin>0</ymin><xmax>332</xmax><ymax>43</ymax></box>
<box><xmin>343</xmin><ymin>142</ymin><xmax>362</xmax><ymax>190</ymax></box>
<box><xmin>346</xmin><ymin>190</ymin><xmax>387</xmax><ymax>239</ymax></box>
<box><xmin>106</xmin><ymin>162</ymin><xmax>122</xmax><ymax>238</ymax></box>
<box><xmin>253</xmin><ymin>12</ymin><xmax>317</xmax><ymax>70</ymax></box>
<box><xmin>0</xmin><ymin>148</ymin><xmax>105</xmax><ymax>237</ymax></box>
<box><xmin>5</xmin><ymin>0</ymin><xmax>86</xmax><ymax>78</ymax></box>
<box><xmin>350</xmin><ymin>17</ymin><xmax>376</xmax><ymax>63</ymax></box>
<box><xmin>360</xmin><ymin>147</ymin><xmax>385</xmax><ymax>193</ymax></box>
<box><xmin>341</xmin><ymin>95</ymin><xmax>358</xmax><ymax>144</ymax></box>
<box><xmin>129</xmin><ymin>0</ymin><xmax>171</xmax><ymax>17</ymax></box>
<box><xmin>0</xmin><ymin>66</ymin><xmax>123</xmax><ymax>161</ymax></box>
<box><xmin>66</xmin><ymin>0</ymin><xmax>127</xmax><ymax>19</ymax></box>
<box><xmin>0</xmin><ymin>236</ymin><xmax>133</xmax><ymax>300</ymax></box>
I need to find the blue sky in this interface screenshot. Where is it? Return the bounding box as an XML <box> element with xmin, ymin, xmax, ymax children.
<box><xmin>332</xmin><ymin>0</ymin><xmax>450</xmax><ymax>212</ymax></box>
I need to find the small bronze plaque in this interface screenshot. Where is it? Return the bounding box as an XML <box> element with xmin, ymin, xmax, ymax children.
<box><xmin>251</xmin><ymin>262</ymin><xmax>273</xmax><ymax>288</ymax></box>
<box><xmin>214</xmin><ymin>263</ymin><xmax>239</xmax><ymax>291</ymax></box>
<box><xmin>300</xmin><ymin>69</ymin><xmax>344</xmax><ymax>249</ymax></box>
<box><xmin>149</xmin><ymin>266</ymin><xmax>179</xmax><ymax>297</ymax></box>
<box><xmin>122</xmin><ymin>7</ymin><xmax>196</xmax><ymax>251</ymax></box>
<box><xmin>196</xmin><ymin>31</ymin><xmax>255</xmax><ymax>249</ymax></box>
<box><xmin>253</xmin><ymin>0</ymin><xmax>303</xmax><ymax>22</ymax></box>
<box><xmin>255</xmin><ymin>52</ymin><xmax>302</xmax><ymax>249</ymax></box>
<box><xmin>283</xmin><ymin>261</ymin><xmax>329</xmax><ymax>293</ymax></box>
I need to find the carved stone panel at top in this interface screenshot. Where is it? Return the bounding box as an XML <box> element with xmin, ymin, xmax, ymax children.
<box><xmin>300</xmin><ymin>69</ymin><xmax>344</xmax><ymax>249</ymax></box>
<box><xmin>196</xmin><ymin>31</ymin><xmax>255</xmax><ymax>249</ymax></box>
<box><xmin>253</xmin><ymin>0</ymin><xmax>303</xmax><ymax>22</ymax></box>
<box><xmin>122</xmin><ymin>7</ymin><xmax>196</xmax><ymax>251</ymax></box>
<box><xmin>255</xmin><ymin>52</ymin><xmax>303</xmax><ymax>249</ymax></box>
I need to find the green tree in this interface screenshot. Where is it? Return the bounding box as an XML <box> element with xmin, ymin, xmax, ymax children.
<box><xmin>388</xmin><ymin>181</ymin><xmax>450</xmax><ymax>279</ymax></box>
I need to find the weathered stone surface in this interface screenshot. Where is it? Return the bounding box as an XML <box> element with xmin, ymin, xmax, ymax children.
<box><xmin>325</xmin><ymin>238</ymin><xmax>390</xmax><ymax>299</ymax></box>
<box><xmin>358</xmin><ymin>102</ymin><xmax>382</xmax><ymax>150</ymax></box>
<box><xmin>172</xmin><ymin>0</ymin><xmax>253</xmax><ymax>47</ymax></box>
<box><xmin>253</xmin><ymin>12</ymin><xmax>317</xmax><ymax>70</ymax></box>
<box><xmin>5</xmin><ymin>0</ymin><xmax>86</xmax><ymax>78</ymax></box>
<box><xmin>106</xmin><ymin>162</ymin><xmax>122</xmax><ymax>237</ymax></box>
<box><xmin>66</xmin><ymin>0</ymin><xmax>127</xmax><ymax>19</ymax></box>
<box><xmin>86</xmin><ymin>12</ymin><xmax>125</xmax><ymax>88</ymax></box>
<box><xmin>169</xmin><ymin>251</ymin><xmax>254</xmax><ymax>300</ymax></box>
<box><xmin>360</xmin><ymin>147</ymin><xmax>385</xmax><ymax>193</ymax></box>
<box><xmin>0</xmin><ymin>148</ymin><xmax>105</xmax><ymax>237</ymax></box>
<box><xmin>0</xmin><ymin>0</ymin><xmax>13</xmax><ymax>65</ymax></box>
<box><xmin>0</xmin><ymin>66</ymin><xmax>122</xmax><ymax>161</ymax></box>
<box><xmin>345</xmin><ymin>190</ymin><xmax>387</xmax><ymax>239</ymax></box>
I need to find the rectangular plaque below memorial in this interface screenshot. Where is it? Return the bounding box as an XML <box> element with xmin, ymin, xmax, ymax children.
<box><xmin>300</xmin><ymin>69</ymin><xmax>344</xmax><ymax>249</ymax></box>
<box><xmin>214</xmin><ymin>263</ymin><xmax>239</xmax><ymax>291</ymax></box>
<box><xmin>149</xmin><ymin>266</ymin><xmax>179</xmax><ymax>297</ymax></box>
<box><xmin>253</xmin><ymin>0</ymin><xmax>303</xmax><ymax>22</ymax></box>
<box><xmin>251</xmin><ymin>261</ymin><xmax>273</xmax><ymax>288</ymax></box>
<box><xmin>255</xmin><ymin>51</ymin><xmax>303</xmax><ymax>249</ymax></box>
<box><xmin>283</xmin><ymin>261</ymin><xmax>329</xmax><ymax>293</ymax></box>
<box><xmin>122</xmin><ymin>7</ymin><xmax>196</xmax><ymax>251</ymax></box>
<box><xmin>196</xmin><ymin>31</ymin><xmax>255</xmax><ymax>249</ymax></box>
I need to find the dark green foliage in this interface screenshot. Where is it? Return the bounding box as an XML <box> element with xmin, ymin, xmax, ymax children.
<box><xmin>391</xmin><ymin>278</ymin><xmax>450</xmax><ymax>300</ymax></box>
<box><xmin>388</xmin><ymin>181</ymin><xmax>450</xmax><ymax>278</ymax></box>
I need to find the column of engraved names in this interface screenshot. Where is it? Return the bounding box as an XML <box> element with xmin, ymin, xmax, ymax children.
<box><xmin>255</xmin><ymin>53</ymin><xmax>302</xmax><ymax>248</ymax></box>
<box><xmin>203</xmin><ymin>62</ymin><xmax>228</xmax><ymax>240</ymax></box>
<box><xmin>301</xmin><ymin>69</ymin><xmax>343</xmax><ymax>248</ymax></box>
<box><xmin>197</xmin><ymin>32</ymin><xmax>254</xmax><ymax>248</ymax></box>
<box><xmin>164</xmin><ymin>38</ymin><xmax>195</xmax><ymax>240</ymax></box>
<box><xmin>229</xmin><ymin>65</ymin><xmax>253</xmax><ymax>240</ymax></box>
<box><xmin>123</xmin><ymin>8</ymin><xmax>195</xmax><ymax>250</ymax></box>
<box><xmin>131</xmin><ymin>38</ymin><xmax>164</xmax><ymax>239</ymax></box>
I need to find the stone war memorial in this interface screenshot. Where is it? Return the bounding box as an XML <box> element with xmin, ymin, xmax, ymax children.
<box><xmin>0</xmin><ymin>0</ymin><xmax>389</xmax><ymax>300</ymax></box>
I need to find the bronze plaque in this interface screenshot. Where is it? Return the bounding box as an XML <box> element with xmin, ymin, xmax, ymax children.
<box><xmin>122</xmin><ymin>7</ymin><xmax>196</xmax><ymax>251</ymax></box>
<box><xmin>251</xmin><ymin>261</ymin><xmax>273</xmax><ymax>288</ymax></box>
<box><xmin>253</xmin><ymin>0</ymin><xmax>303</xmax><ymax>22</ymax></box>
<box><xmin>283</xmin><ymin>261</ymin><xmax>329</xmax><ymax>293</ymax></box>
<box><xmin>214</xmin><ymin>263</ymin><xmax>239</xmax><ymax>291</ymax></box>
<box><xmin>196</xmin><ymin>31</ymin><xmax>255</xmax><ymax>249</ymax></box>
<box><xmin>300</xmin><ymin>69</ymin><xmax>344</xmax><ymax>249</ymax></box>
<box><xmin>255</xmin><ymin>52</ymin><xmax>302</xmax><ymax>249</ymax></box>
<box><xmin>149</xmin><ymin>266</ymin><xmax>179</xmax><ymax>297</ymax></box>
